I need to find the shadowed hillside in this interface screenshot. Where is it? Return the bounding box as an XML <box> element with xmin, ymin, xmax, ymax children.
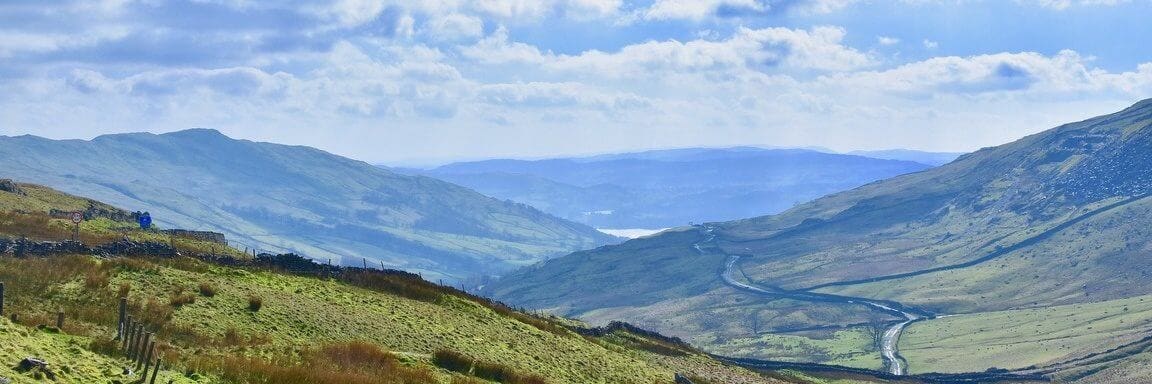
<box><xmin>0</xmin><ymin>129</ymin><xmax>616</xmax><ymax>282</ymax></box>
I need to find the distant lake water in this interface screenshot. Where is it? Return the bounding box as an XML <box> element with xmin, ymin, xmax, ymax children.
<box><xmin>597</xmin><ymin>228</ymin><xmax>669</xmax><ymax>239</ymax></box>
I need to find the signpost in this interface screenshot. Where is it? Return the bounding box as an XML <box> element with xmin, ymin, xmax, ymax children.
<box><xmin>71</xmin><ymin>211</ymin><xmax>82</xmax><ymax>241</ymax></box>
<box><xmin>138</xmin><ymin>212</ymin><xmax>152</xmax><ymax>230</ymax></box>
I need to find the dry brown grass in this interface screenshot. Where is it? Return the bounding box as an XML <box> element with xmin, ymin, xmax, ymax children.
<box><xmin>189</xmin><ymin>341</ymin><xmax>437</xmax><ymax>384</ymax></box>
<box><xmin>247</xmin><ymin>295</ymin><xmax>263</xmax><ymax>311</ymax></box>
<box><xmin>198</xmin><ymin>282</ymin><xmax>217</xmax><ymax>297</ymax></box>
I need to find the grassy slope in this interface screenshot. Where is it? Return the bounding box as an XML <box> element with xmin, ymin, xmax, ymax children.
<box><xmin>0</xmin><ymin>254</ymin><xmax>792</xmax><ymax>384</ymax></box>
<box><xmin>0</xmin><ymin>318</ymin><xmax>200</xmax><ymax>384</ymax></box>
<box><xmin>900</xmin><ymin>294</ymin><xmax>1152</xmax><ymax>375</ymax></box>
<box><xmin>0</xmin><ymin>181</ymin><xmax>786</xmax><ymax>384</ymax></box>
<box><xmin>486</xmin><ymin>100</ymin><xmax>1152</xmax><ymax>373</ymax></box>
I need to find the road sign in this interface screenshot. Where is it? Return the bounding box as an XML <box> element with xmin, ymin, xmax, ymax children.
<box><xmin>71</xmin><ymin>211</ymin><xmax>83</xmax><ymax>224</ymax></box>
<box><xmin>138</xmin><ymin>212</ymin><xmax>152</xmax><ymax>229</ymax></box>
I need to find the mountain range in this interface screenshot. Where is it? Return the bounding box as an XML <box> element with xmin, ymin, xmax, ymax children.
<box><xmin>399</xmin><ymin>147</ymin><xmax>944</xmax><ymax>230</ymax></box>
<box><xmin>0</xmin><ymin>129</ymin><xmax>615</xmax><ymax>282</ymax></box>
<box><xmin>485</xmin><ymin>98</ymin><xmax>1152</xmax><ymax>380</ymax></box>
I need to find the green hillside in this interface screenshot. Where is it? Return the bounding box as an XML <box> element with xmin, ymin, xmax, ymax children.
<box><xmin>0</xmin><ymin>180</ymin><xmax>792</xmax><ymax>384</ymax></box>
<box><xmin>0</xmin><ymin>129</ymin><xmax>617</xmax><ymax>283</ymax></box>
<box><xmin>485</xmin><ymin>98</ymin><xmax>1152</xmax><ymax>380</ymax></box>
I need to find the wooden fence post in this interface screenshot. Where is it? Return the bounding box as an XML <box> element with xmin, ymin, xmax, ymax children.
<box><xmin>130</xmin><ymin>324</ymin><xmax>144</xmax><ymax>360</ymax></box>
<box><xmin>134</xmin><ymin>325</ymin><xmax>146</xmax><ymax>361</ymax></box>
<box><xmin>141</xmin><ymin>340</ymin><xmax>156</xmax><ymax>379</ymax></box>
<box><xmin>123</xmin><ymin>317</ymin><xmax>133</xmax><ymax>350</ymax></box>
<box><xmin>56</xmin><ymin>311</ymin><xmax>64</xmax><ymax>329</ymax></box>
<box><xmin>127</xmin><ymin>321</ymin><xmax>137</xmax><ymax>357</ymax></box>
<box><xmin>150</xmin><ymin>358</ymin><xmax>162</xmax><ymax>384</ymax></box>
<box><xmin>118</xmin><ymin>297</ymin><xmax>127</xmax><ymax>340</ymax></box>
<box><xmin>137</xmin><ymin>334</ymin><xmax>152</xmax><ymax>371</ymax></box>
<box><xmin>0</xmin><ymin>281</ymin><xmax>5</xmax><ymax>317</ymax></box>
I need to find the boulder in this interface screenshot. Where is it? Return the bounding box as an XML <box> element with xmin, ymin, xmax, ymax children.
<box><xmin>0</xmin><ymin>179</ymin><xmax>24</xmax><ymax>196</ymax></box>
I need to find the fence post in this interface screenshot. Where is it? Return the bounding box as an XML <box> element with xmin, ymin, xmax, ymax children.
<box><xmin>0</xmin><ymin>281</ymin><xmax>5</xmax><ymax>317</ymax></box>
<box><xmin>123</xmin><ymin>316</ymin><xmax>133</xmax><ymax>350</ymax></box>
<box><xmin>130</xmin><ymin>324</ymin><xmax>143</xmax><ymax>360</ymax></box>
<box><xmin>134</xmin><ymin>325</ymin><xmax>146</xmax><ymax>361</ymax></box>
<box><xmin>141</xmin><ymin>340</ymin><xmax>156</xmax><ymax>379</ymax></box>
<box><xmin>150</xmin><ymin>358</ymin><xmax>162</xmax><ymax>384</ymax></box>
<box><xmin>56</xmin><ymin>311</ymin><xmax>64</xmax><ymax>329</ymax></box>
<box><xmin>137</xmin><ymin>334</ymin><xmax>152</xmax><ymax>371</ymax></box>
<box><xmin>118</xmin><ymin>297</ymin><xmax>127</xmax><ymax>339</ymax></box>
<box><xmin>127</xmin><ymin>321</ymin><xmax>137</xmax><ymax>357</ymax></box>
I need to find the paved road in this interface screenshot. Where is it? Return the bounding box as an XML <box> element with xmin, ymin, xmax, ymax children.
<box><xmin>699</xmin><ymin>225</ymin><xmax>924</xmax><ymax>375</ymax></box>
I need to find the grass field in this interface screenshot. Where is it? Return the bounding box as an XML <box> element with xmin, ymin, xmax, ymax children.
<box><xmin>0</xmin><ymin>252</ymin><xmax>792</xmax><ymax>384</ymax></box>
<box><xmin>708</xmin><ymin>328</ymin><xmax>883</xmax><ymax>370</ymax></box>
<box><xmin>901</xmin><ymin>294</ymin><xmax>1152</xmax><ymax>374</ymax></box>
<box><xmin>0</xmin><ymin>317</ymin><xmax>200</xmax><ymax>384</ymax></box>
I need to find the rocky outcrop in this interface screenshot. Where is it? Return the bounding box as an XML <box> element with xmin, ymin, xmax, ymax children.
<box><xmin>0</xmin><ymin>179</ymin><xmax>25</xmax><ymax>196</ymax></box>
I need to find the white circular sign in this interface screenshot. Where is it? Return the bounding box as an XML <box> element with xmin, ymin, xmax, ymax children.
<box><xmin>71</xmin><ymin>211</ymin><xmax>83</xmax><ymax>224</ymax></box>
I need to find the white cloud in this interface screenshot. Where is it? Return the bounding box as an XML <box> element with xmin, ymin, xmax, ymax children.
<box><xmin>424</xmin><ymin>13</ymin><xmax>484</xmax><ymax>42</ymax></box>
<box><xmin>465</xmin><ymin>26</ymin><xmax>874</xmax><ymax>76</ymax></box>
<box><xmin>642</xmin><ymin>0</ymin><xmax>857</xmax><ymax>21</ymax></box>
<box><xmin>1020</xmin><ymin>0</ymin><xmax>1131</xmax><ymax>9</ymax></box>
<box><xmin>822</xmin><ymin>50</ymin><xmax>1152</xmax><ymax>98</ymax></box>
<box><xmin>477</xmin><ymin>82</ymin><xmax>650</xmax><ymax>111</ymax></box>
<box><xmin>2</xmin><ymin>0</ymin><xmax>1151</xmax><ymax>164</ymax></box>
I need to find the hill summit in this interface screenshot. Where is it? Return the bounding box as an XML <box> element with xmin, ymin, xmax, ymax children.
<box><xmin>0</xmin><ymin>129</ymin><xmax>616</xmax><ymax>281</ymax></box>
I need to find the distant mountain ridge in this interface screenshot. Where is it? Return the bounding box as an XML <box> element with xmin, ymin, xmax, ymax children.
<box><xmin>484</xmin><ymin>98</ymin><xmax>1152</xmax><ymax>376</ymax></box>
<box><xmin>0</xmin><ymin>129</ymin><xmax>615</xmax><ymax>281</ymax></box>
<box><xmin>399</xmin><ymin>147</ymin><xmax>939</xmax><ymax>229</ymax></box>
<box><xmin>847</xmin><ymin>149</ymin><xmax>963</xmax><ymax>166</ymax></box>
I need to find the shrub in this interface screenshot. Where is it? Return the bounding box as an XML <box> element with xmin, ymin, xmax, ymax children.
<box><xmin>198</xmin><ymin>282</ymin><xmax>216</xmax><ymax>297</ymax></box>
<box><xmin>223</xmin><ymin>328</ymin><xmax>242</xmax><ymax>345</ymax></box>
<box><xmin>473</xmin><ymin>361</ymin><xmax>517</xmax><ymax>383</ymax></box>
<box><xmin>190</xmin><ymin>342</ymin><xmax>437</xmax><ymax>384</ymax></box>
<box><xmin>432</xmin><ymin>350</ymin><xmax>473</xmax><ymax>374</ymax></box>
<box><xmin>139</xmin><ymin>297</ymin><xmax>174</xmax><ymax>326</ymax></box>
<box><xmin>247</xmin><ymin>295</ymin><xmax>263</xmax><ymax>312</ymax></box>
<box><xmin>83</xmin><ymin>268</ymin><xmax>111</xmax><ymax>290</ymax></box>
<box><xmin>169</xmin><ymin>292</ymin><xmax>196</xmax><ymax>307</ymax></box>
<box><xmin>88</xmin><ymin>336</ymin><xmax>120</xmax><ymax>356</ymax></box>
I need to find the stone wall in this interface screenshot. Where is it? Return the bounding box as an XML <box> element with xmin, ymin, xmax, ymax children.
<box><xmin>161</xmin><ymin>229</ymin><xmax>227</xmax><ymax>245</ymax></box>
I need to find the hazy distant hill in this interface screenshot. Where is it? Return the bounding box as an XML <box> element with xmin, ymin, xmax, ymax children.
<box><xmin>847</xmin><ymin>149</ymin><xmax>963</xmax><ymax>166</ymax></box>
<box><xmin>0</xmin><ymin>129</ymin><xmax>615</xmax><ymax>281</ymax></box>
<box><xmin>400</xmin><ymin>148</ymin><xmax>934</xmax><ymax>229</ymax></box>
<box><xmin>485</xmin><ymin>99</ymin><xmax>1152</xmax><ymax>376</ymax></box>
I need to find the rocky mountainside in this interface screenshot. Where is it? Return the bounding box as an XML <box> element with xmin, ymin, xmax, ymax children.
<box><xmin>485</xmin><ymin>98</ymin><xmax>1152</xmax><ymax>377</ymax></box>
<box><xmin>0</xmin><ymin>129</ymin><xmax>616</xmax><ymax>282</ymax></box>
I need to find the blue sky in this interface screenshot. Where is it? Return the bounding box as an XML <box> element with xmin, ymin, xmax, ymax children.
<box><xmin>1</xmin><ymin>0</ymin><xmax>1150</xmax><ymax>165</ymax></box>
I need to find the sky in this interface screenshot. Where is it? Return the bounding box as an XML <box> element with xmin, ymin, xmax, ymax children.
<box><xmin>1</xmin><ymin>0</ymin><xmax>1151</xmax><ymax>165</ymax></box>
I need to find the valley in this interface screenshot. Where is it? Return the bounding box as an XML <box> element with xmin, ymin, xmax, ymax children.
<box><xmin>487</xmin><ymin>99</ymin><xmax>1152</xmax><ymax>383</ymax></box>
<box><xmin>3</xmin><ymin>2</ymin><xmax>1146</xmax><ymax>383</ymax></box>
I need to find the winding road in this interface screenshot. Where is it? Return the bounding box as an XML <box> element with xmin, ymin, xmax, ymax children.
<box><xmin>697</xmin><ymin>225</ymin><xmax>925</xmax><ymax>375</ymax></box>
